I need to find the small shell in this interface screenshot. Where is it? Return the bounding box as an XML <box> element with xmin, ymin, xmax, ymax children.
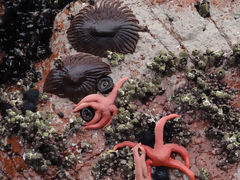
<box><xmin>67</xmin><ymin>0</ymin><xmax>142</xmax><ymax>57</ymax></box>
<box><xmin>43</xmin><ymin>53</ymin><xmax>111</xmax><ymax>103</ymax></box>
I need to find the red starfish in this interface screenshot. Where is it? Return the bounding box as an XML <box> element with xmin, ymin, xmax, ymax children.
<box><xmin>133</xmin><ymin>143</ymin><xmax>148</xmax><ymax>180</ymax></box>
<box><xmin>113</xmin><ymin>114</ymin><xmax>195</xmax><ymax>180</ymax></box>
<box><xmin>73</xmin><ymin>78</ymin><xmax>128</xmax><ymax>130</ymax></box>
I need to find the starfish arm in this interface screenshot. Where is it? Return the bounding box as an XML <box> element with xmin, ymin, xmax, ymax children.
<box><xmin>165</xmin><ymin>143</ymin><xmax>190</xmax><ymax>168</ymax></box>
<box><xmin>133</xmin><ymin>144</ymin><xmax>148</xmax><ymax>180</ymax></box>
<box><xmin>74</xmin><ymin>94</ymin><xmax>104</xmax><ymax>106</ymax></box>
<box><xmin>110</xmin><ymin>105</ymin><xmax>118</xmax><ymax>115</ymax></box>
<box><xmin>146</xmin><ymin>159</ymin><xmax>153</xmax><ymax>180</ymax></box>
<box><xmin>102</xmin><ymin>105</ymin><xmax>118</xmax><ymax>129</ymax></box>
<box><xmin>113</xmin><ymin>141</ymin><xmax>138</xmax><ymax>151</ymax></box>
<box><xmin>167</xmin><ymin>158</ymin><xmax>195</xmax><ymax>180</ymax></box>
<box><xmin>154</xmin><ymin>114</ymin><xmax>181</xmax><ymax>149</ymax></box>
<box><xmin>113</xmin><ymin>142</ymin><xmax>154</xmax><ymax>156</ymax></box>
<box><xmin>107</xmin><ymin>78</ymin><xmax>128</xmax><ymax>104</ymax></box>
<box><xmin>82</xmin><ymin>111</ymin><xmax>110</xmax><ymax>130</ymax></box>
<box><xmin>84</xmin><ymin>110</ymin><xmax>102</xmax><ymax>126</ymax></box>
<box><xmin>102</xmin><ymin>118</ymin><xmax>112</xmax><ymax>129</ymax></box>
<box><xmin>72</xmin><ymin>102</ymin><xmax>104</xmax><ymax>113</ymax></box>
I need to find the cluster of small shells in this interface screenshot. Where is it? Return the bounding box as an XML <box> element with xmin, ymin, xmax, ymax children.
<box><xmin>228</xmin><ymin>44</ymin><xmax>240</xmax><ymax>68</ymax></box>
<box><xmin>116</xmin><ymin>78</ymin><xmax>162</xmax><ymax>104</ymax></box>
<box><xmin>106</xmin><ymin>51</ymin><xmax>125</xmax><ymax>67</ymax></box>
<box><xmin>173</xmin><ymin>47</ymin><xmax>240</xmax><ymax>167</ymax></box>
<box><xmin>63</xmin><ymin>114</ymin><xmax>86</xmax><ymax>136</ymax></box>
<box><xmin>0</xmin><ymin>87</ymin><xmax>86</xmax><ymax>173</ymax></box>
<box><xmin>198</xmin><ymin>167</ymin><xmax>210</xmax><ymax>180</ymax></box>
<box><xmin>17</xmin><ymin>64</ymin><xmax>42</xmax><ymax>90</ymax></box>
<box><xmin>92</xmin><ymin>147</ymin><xmax>134</xmax><ymax>179</ymax></box>
<box><xmin>192</xmin><ymin>44</ymin><xmax>240</xmax><ymax>70</ymax></box>
<box><xmin>191</xmin><ymin>48</ymin><xmax>226</xmax><ymax>70</ymax></box>
<box><xmin>53</xmin><ymin>57</ymin><xmax>64</xmax><ymax>68</ymax></box>
<box><xmin>147</xmin><ymin>51</ymin><xmax>188</xmax><ymax>77</ymax></box>
<box><xmin>0</xmin><ymin>63</ymin><xmax>41</xmax><ymax>93</ymax></box>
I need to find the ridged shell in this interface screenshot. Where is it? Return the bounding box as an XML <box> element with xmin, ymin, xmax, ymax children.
<box><xmin>43</xmin><ymin>53</ymin><xmax>111</xmax><ymax>103</ymax></box>
<box><xmin>67</xmin><ymin>0</ymin><xmax>142</xmax><ymax>57</ymax></box>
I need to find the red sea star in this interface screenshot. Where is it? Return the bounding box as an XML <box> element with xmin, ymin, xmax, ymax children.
<box><xmin>133</xmin><ymin>143</ymin><xmax>148</xmax><ymax>180</ymax></box>
<box><xmin>73</xmin><ymin>78</ymin><xmax>128</xmax><ymax>130</ymax></box>
<box><xmin>113</xmin><ymin>114</ymin><xmax>195</xmax><ymax>180</ymax></box>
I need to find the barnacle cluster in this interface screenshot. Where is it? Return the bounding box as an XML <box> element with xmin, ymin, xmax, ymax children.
<box><xmin>106</xmin><ymin>50</ymin><xmax>125</xmax><ymax>67</ymax></box>
<box><xmin>53</xmin><ymin>57</ymin><xmax>64</xmax><ymax>69</ymax></box>
<box><xmin>16</xmin><ymin>64</ymin><xmax>42</xmax><ymax>89</ymax></box>
<box><xmin>63</xmin><ymin>115</ymin><xmax>85</xmax><ymax>136</ymax></box>
<box><xmin>0</xmin><ymin>0</ymin><xmax>74</xmax><ymax>84</ymax></box>
<box><xmin>198</xmin><ymin>167</ymin><xmax>210</xmax><ymax>180</ymax></box>
<box><xmin>147</xmin><ymin>51</ymin><xmax>188</xmax><ymax>77</ymax></box>
<box><xmin>105</xmin><ymin>110</ymin><xmax>155</xmax><ymax>145</ymax></box>
<box><xmin>227</xmin><ymin>43</ymin><xmax>240</xmax><ymax>68</ymax></box>
<box><xmin>174</xmin><ymin>49</ymin><xmax>240</xmax><ymax>167</ymax></box>
<box><xmin>24</xmin><ymin>150</ymin><xmax>49</xmax><ymax>172</ymax></box>
<box><xmin>1</xmin><ymin>107</ymin><xmax>73</xmax><ymax>172</ymax></box>
<box><xmin>0</xmin><ymin>88</ymin><xmax>85</xmax><ymax>174</ymax></box>
<box><xmin>92</xmin><ymin>147</ymin><xmax>134</xmax><ymax>179</ymax></box>
<box><xmin>116</xmin><ymin>78</ymin><xmax>163</xmax><ymax>104</ymax></box>
<box><xmin>191</xmin><ymin>49</ymin><xmax>225</xmax><ymax>69</ymax></box>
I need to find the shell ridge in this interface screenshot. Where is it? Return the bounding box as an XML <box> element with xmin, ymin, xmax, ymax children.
<box><xmin>67</xmin><ymin>0</ymin><xmax>141</xmax><ymax>56</ymax></box>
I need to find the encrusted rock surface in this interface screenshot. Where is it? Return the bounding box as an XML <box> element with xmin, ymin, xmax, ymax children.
<box><xmin>0</xmin><ymin>0</ymin><xmax>239</xmax><ymax>179</ymax></box>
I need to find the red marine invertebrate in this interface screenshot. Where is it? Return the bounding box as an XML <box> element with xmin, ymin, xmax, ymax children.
<box><xmin>133</xmin><ymin>143</ymin><xmax>148</xmax><ymax>180</ymax></box>
<box><xmin>114</xmin><ymin>114</ymin><xmax>195</xmax><ymax>180</ymax></box>
<box><xmin>73</xmin><ymin>78</ymin><xmax>128</xmax><ymax>130</ymax></box>
<box><xmin>67</xmin><ymin>0</ymin><xmax>146</xmax><ymax>57</ymax></box>
<box><xmin>43</xmin><ymin>53</ymin><xmax>111</xmax><ymax>103</ymax></box>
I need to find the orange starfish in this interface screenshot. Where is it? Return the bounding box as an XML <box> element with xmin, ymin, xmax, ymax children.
<box><xmin>133</xmin><ymin>143</ymin><xmax>148</xmax><ymax>180</ymax></box>
<box><xmin>73</xmin><ymin>78</ymin><xmax>128</xmax><ymax>130</ymax></box>
<box><xmin>113</xmin><ymin>114</ymin><xmax>195</xmax><ymax>180</ymax></box>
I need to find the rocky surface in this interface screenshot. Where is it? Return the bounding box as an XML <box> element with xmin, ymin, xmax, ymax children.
<box><xmin>0</xmin><ymin>0</ymin><xmax>239</xmax><ymax>179</ymax></box>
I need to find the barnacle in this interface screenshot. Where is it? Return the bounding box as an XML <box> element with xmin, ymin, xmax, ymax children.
<box><xmin>147</xmin><ymin>51</ymin><xmax>182</xmax><ymax>76</ymax></box>
<box><xmin>67</xmin><ymin>0</ymin><xmax>144</xmax><ymax>57</ymax></box>
<box><xmin>195</xmin><ymin>0</ymin><xmax>210</xmax><ymax>18</ymax></box>
<box><xmin>215</xmin><ymin>68</ymin><xmax>225</xmax><ymax>80</ymax></box>
<box><xmin>43</xmin><ymin>53</ymin><xmax>111</xmax><ymax>103</ymax></box>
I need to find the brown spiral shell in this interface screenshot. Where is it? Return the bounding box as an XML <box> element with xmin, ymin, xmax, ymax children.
<box><xmin>67</xmin><ymin>0</ymin><xmax>142</xmax><ymax>57</ymax></box>
<box><xmin>43</xmin><ymin>53</ymin><xmax>111</xmax><ymax>103</ymax></box>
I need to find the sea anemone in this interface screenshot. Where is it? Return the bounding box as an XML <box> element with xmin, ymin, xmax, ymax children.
<box><xmin>67</xmin><ymin>0</ymin><xmax>145</xmax><ymax>57</ymax></box>
<box><xmin>43</xmin><ymin>53</ymin><xmax>111</xmax><ymax>103</ymax></box>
